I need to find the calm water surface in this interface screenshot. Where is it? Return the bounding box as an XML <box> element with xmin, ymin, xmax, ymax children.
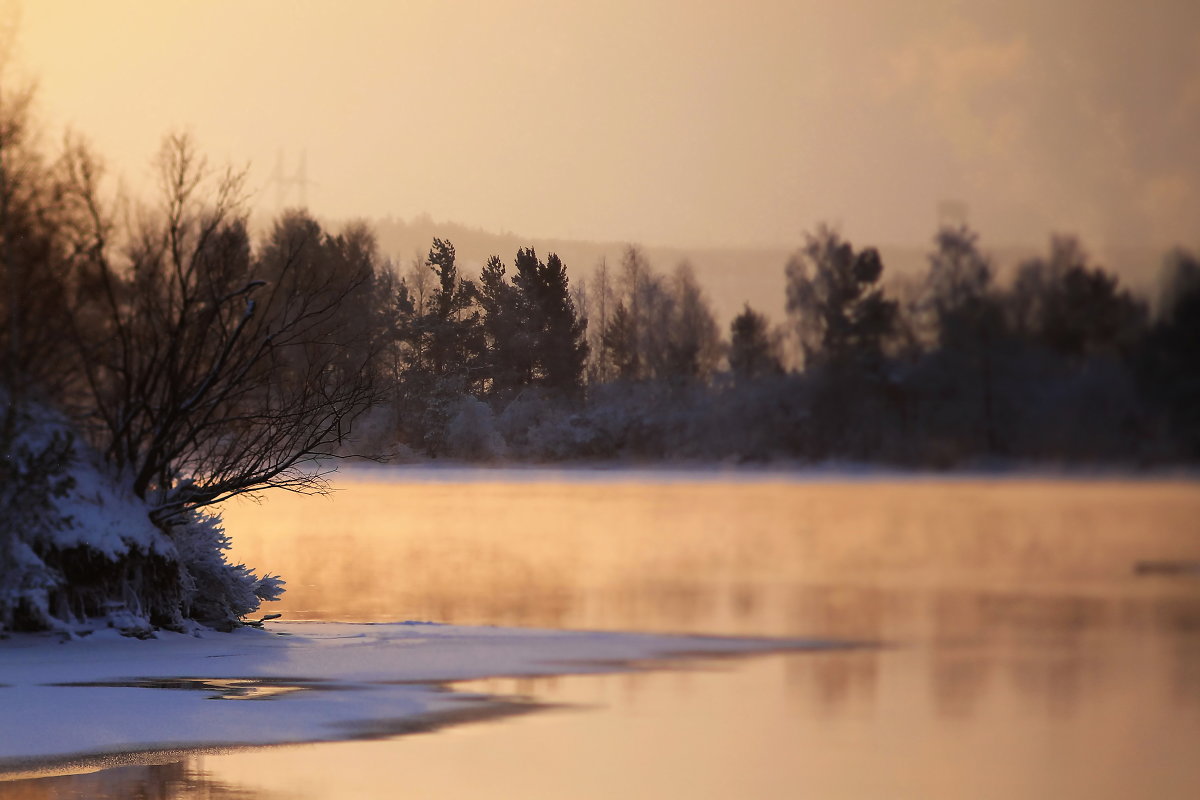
<box><xmin>5</xmin><ymin>470</ymin><xmax>1200</xmax><ymax>799</ymax></box>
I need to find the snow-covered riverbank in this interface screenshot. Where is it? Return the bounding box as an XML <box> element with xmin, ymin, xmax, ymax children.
<box><xmin>0</xmin><ymin>621</ymin><xmax>843</xmax><ymax>777</ymax></box>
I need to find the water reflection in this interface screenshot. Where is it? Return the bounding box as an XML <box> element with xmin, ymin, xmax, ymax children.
<box><xmin>3</xmin><ymin>475</ymin><xmax>1198</xmax><ymax>799</ymax></box>
<box><xmin>0</xmin><ymin>760</ymin><xmax>288</xmax><ymax>799</ymax></box>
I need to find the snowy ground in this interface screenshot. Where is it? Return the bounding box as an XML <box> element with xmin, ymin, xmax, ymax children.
<box><xmin>0</xmin><ymin>621</ymin><xmax>841</xmax><ymax>777</ymax></box>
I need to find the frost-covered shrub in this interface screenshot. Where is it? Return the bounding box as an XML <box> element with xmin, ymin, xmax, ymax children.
<box><xmin>1</xmin><ymin>398</ymin><xmax>283</xmax><ymax>634</ymax></box>
<box><xmin>443</xmin><ymin>396</ymin><xmax>506</xmax><ymax>460</ymax></box>
<box><xmin>496</xmin><ymin>389</ymin><xmax>603</xmax><ymax>460</ymax></box>
<box><xmin>574</xmin><ymin>382</ymin><xmax>656</xmax><ymax>458</ymax></box>
<box><xmin>168</xmin><ymin>510</ymin><xmax>284</xmax><ymax>630</ymax></box>
<box><xmin>392</xmin><ymin>378</ymin><xmax>474</xmax><ymax>456</ymax></box>
<box><xmin>525</xmin><ymin>411</ymin><xmax>599</xmax><ymax>460</ymax></box>
<box><xmin>495</xmin><ymin>389</ymin><xmax>553</xmax><ymax>454</ymax></box>
<box><xmin>1</xmin><ymin>399</ymin><xmax>79</xmax><ymax>631</ymax></box>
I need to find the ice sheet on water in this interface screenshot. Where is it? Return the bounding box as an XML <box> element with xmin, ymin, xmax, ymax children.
<box><xmin>0</xmin><ymin>620</ymin><xmax>846</xmax><ymax>772</ymax></box>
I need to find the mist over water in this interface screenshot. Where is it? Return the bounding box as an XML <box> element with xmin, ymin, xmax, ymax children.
<box><xmin>8</xmin><ymin>473</ymin><xmax>1195</xmax><ymax>799</ymax></box>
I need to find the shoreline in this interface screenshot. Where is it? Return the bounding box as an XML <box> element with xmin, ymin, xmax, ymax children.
<box><xmin>331</xmin><ymin>458</ymin><xmax>1200</xmax><ymax>485</ymax></box>
<box><xmin>0</xmin><ymin>698</ymin><xmax>548</xmax><ymax>782</ymax></box>
<box><xmin>0</xmin><ymin>621</ymin><xmax>853</xmax><ymax>778</ymax></box>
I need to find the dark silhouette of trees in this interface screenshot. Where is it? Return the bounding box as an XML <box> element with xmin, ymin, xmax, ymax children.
<box><xmin>1008</xmin><ymin>236</ymin><xmax>1147</xmax><ymax>360</ymax></box>
<box><xmin>583</xmin><ymin>257</ymin><xmax>615</xmax><ymax>384</ymax></box>
<box><xmin>592</xmin><ymin>248</ymin><xmax>718</xmax><ymax>384</ymax></box>
<box><xmin>596</xmin><ymin>245</ymin><xmax>671</xmax><ymax>381</ymax></box>
<box><xmin>385</xmin><ymin>241</ymin><xmax>588</xmax><ymax>453</ymax></box>
<box><xmin>665</xmin><ymin>263</ymin><xmax>721</xmax><ymax>381</ymax></box>
<box><xmin>601</xmin><ymin>301</ymin><xmax>639</xmax><ymax>380</ymax></box>
<box><xmin>915</xmin><ymin>226</ymin><xmax>1007</xmax><ymax>454</ymax></box>
<box><xmin>388</xmin><ymin>237</ymin><xmax>484</xmax><ymax>452</ymax></box>
<box><xmin>1139</xmin><ymin>248</ymin><xmax>1200</xmax><ymax>455</ymax></box>
<box><xmin>783</xmin><ymin>227</ymin><xmax>901</xmax><ymax>457</ymax></box>
<box><xmin>926</xmin><ymin>226</ymin><xmax>1004</xmax><ymax>348</ymax></box>
<box><xmin>786</xmin><ymin>225</ymin><xmax>898</xmax><ymax>370</ymax></box>
<box><xmin>1</xmin><ymin>93</ymin><xmax>397</xmax><ymax>629</ymax></box>
<box><xmin>477</xmin><ymin>253</ymin><xmax>526</xmax><ymax>399</ymax></box>
<box><xmin>729</xmin><ymin>304</ymin><xmax>782</xmax><ymax>379</ymax></box>
<box><xmin>406</xmin><ymin>237</ymin><xmax>483</xmax><ymax>382</ymax></box>
<box><xmin>0</xmin><ymin>87</ymin><xmax>75</xmax><ymax>399</ymax></box>
<box><xmin>511</xmin><ymin>247</ymin><xmax>588</xmax><ymax>394</ymax></box>
<box><xmin>63</xmin><ymin>135</ymin><xmax>385</xmax><ymax>518</ymax></box>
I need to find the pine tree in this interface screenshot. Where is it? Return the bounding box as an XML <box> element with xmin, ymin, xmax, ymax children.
<box><xmin>602</xmin><ymin>302</ymin><xmax>639</xmax><ymax>379</ymax></box>
<box><xmin>478</xmin><ymin>254</ymin><xmax>526</xmax><ymax>398</ymax></box>
<box><xmin>785</xmin><ymin>225</ymin><xmax>898</xmax><ymax>369</ymax></box>
<box><xmin>511</xmin><ymin>248</ymin><xmax>589</xmax><ymax>393</ymax></box>
<box><xmin>729</xmin><ymin>304</ymin><xmax>782</xmax><ymax>379</ymax></box>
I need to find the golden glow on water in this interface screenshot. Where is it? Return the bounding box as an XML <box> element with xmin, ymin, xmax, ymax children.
<box><xmin>6</xmin><ymin>474</ymin><xmax>1199</xmax><ymax>799</ymax></box>
<box><xmin>224</xmin><ymin>474</ymin><xmax>1200</xmax><ymax>642</ymax></box>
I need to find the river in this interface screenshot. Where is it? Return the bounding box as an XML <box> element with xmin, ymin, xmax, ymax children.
<box><xmin>4</xmin><ymin>469</ymin><xmax>1199</xmax><ymax>798</ymax></box>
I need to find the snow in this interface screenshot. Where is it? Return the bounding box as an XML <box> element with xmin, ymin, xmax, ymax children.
<box><xmin>49</xmin><ymin>445</ymin><xmax>174</xmax><ymax>561</ymax></box>
<box><xmin>3</xmin><ymin>397</ymin><xmax>170</xmax><ymax>561</ymax></box>
<box><xmin>3</xmin><ymin>398</ymin><xmax>285</xmax><ymax>632</ymax></box>
<box><xmin>0</xmin><ymin>620</ymin><xmax>841</xmax><ymax>773</ymax></box>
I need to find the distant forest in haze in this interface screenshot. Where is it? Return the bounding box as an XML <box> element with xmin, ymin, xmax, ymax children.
<box><xmin>353</xmin><ymin>214</ymin><xmax>1169</xmax><ymax>335</ymax></box>
<box><xmin>356</xmin><ymin>223</ymin><xmax>1198</xmax><ymax>466</ymax></box>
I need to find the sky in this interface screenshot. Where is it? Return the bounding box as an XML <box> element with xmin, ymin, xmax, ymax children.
<box><xmin>9</xmin><ymin>0</ymin><xmax>1200</xmax><ymax>249</ymax></box>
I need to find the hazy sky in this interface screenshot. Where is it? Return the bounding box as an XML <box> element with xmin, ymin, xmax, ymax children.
<box><xmin>11</xmin><ymin>0</ymin><xmax>1200</xmax><ymax>249</ymax></box>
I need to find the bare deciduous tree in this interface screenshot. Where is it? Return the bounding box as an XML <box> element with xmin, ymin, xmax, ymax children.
<box><xmin>62</xmin><ymin>134</ymin><xmax>383</xmax><ymax>520</ymax></box>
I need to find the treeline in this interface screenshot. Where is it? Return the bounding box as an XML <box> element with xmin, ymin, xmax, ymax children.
<box><xmin>362</xmin><ymin>223</ymin><xmax>1197</xmax><ymax>466</ymax></box>
<box><xmin>772</xmin><ymin>227</ymin><xmax>1198</xmax><ymax>464</ymax></box>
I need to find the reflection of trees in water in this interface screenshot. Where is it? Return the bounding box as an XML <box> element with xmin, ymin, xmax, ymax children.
<box><xmin>786</xmin><ymin>584</ymin><xmax>897</xmax><ymax>640</ymax></box>
<box><xmin>0</xmin><ymin>760</ymin><xmax>286</xmax><ymax>800</ymax></box>
<box><xmin>777</xmin><ymin>581</ymin><xmax>1200</xmax><ymax>643</ymax></box>
<box><xmin>932</xmin><ymin>590</ymin><xmax>1113</xmax><ymax>643</ymax></box>
<box><xmin>1008</xmin><ymin>651</ymin><xmax>1088</xmax><ymax>718</ymax></box>
<box><xmin>1149</xmin><ymin>595</ymin><xmax>1200</xmax><ymax>637</ymax></box>
<box><xmin>783</xmin><ymin>651</ymin><xmax>878</xmax><ymax>716</ymax></box>
<box><xmin>776</xmin><ymin>582</ymin><xmax>1200</xmax><ymax>721</ymax></box>
<box><xmin>1169</xmin><ymin>637</ymin><xmax>1200</xmax><ymax>707</ymax></box>
<box><xmin>931</xmin><ymin>652</ymin><xmax>995</xmax><ymax>719</ymax></box>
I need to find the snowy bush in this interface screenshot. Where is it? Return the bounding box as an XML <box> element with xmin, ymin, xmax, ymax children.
<box><xmin>495</xmin><ymin>389</ymin><xmax>604</xmax><ymax>460</ymax></box>
<box><xmin>443</xmin><ymin>396</ymin><xmax>506</xmax><ymax>460</ymax></box>
<box><xmin>525</xmin><ymin>411</ymin><xmax>599</xmax><ymax>460</ymax></box>
<box><xmin>494</xmin><ymin>389</ymin><xmax>554</xmax><ymax>455</ymax></box>
<box><xmin>1</xmin><ymin>398</ymin><xmax>283</xmax><ymax>635</ymax></box>
<box><xmin>168</xmin><ymin>510</ymin><xmax>284</xmax><ymax>630</ymax></box>
<box><xmin>2</xmin><ymin>400</ymin><xmax>81</xmax><ymax>631</ymax></box>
